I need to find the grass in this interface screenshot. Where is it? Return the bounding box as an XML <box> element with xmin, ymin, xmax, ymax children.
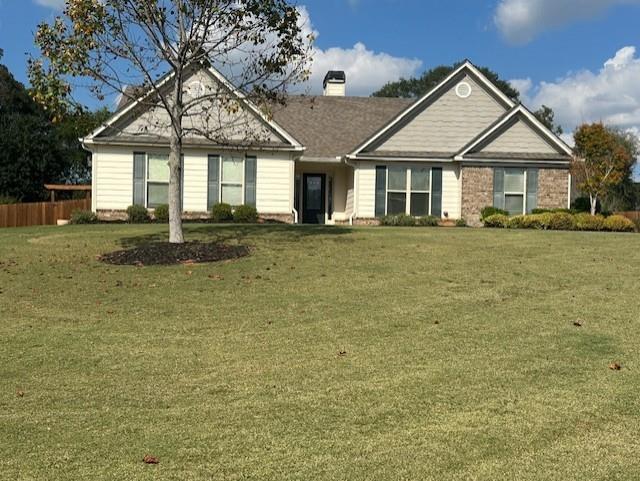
<box><xmin>1</xmin><ymin>223</ymin><xmax>640</xmax><ymax>480</ymax></box>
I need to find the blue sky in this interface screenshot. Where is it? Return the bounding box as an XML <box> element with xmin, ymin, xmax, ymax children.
<box><xmin>1</xmin><ymin>0</ymin><xmax>640</xmax><ymax>173</ymax></box>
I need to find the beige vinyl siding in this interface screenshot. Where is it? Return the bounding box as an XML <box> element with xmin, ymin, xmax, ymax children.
<box><xmin>94</xmin><ymin>146</ymin><xmax>134</xmax><ymax>210</ymax></box>
<box><xmin>477</xmin><ymin>119</ymin><xmax>559</xmax><ymax>154</ymax></box>
<box><xmin>354</xmin><ymin>162</ymin><xmax>461</xmax><ymax>219</ymax></box>
<box><xmin>256</xmin><ymin>152</ymin><xmax>294</xmax><ymax>214</ymax></box>
<box><xmin>374</xmin><ymin>75</ymin><xmax>507</xmax><ymax>153</ymax></box>
<box><xmin>356</xmin><ymin>163</ymin><xmax>377</xmax><ymax>218</ymax></box>
<box><xmin>182</xmin><ymin>150</ymin><xmax>208</xmax><ymax>212</ymax></box>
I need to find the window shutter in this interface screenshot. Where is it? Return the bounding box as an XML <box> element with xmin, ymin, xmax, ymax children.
<box><xmin>375</xmin><ymin>166</ymin><xmax>387</xmax><ymax>217</ymax></box>
<box><xmin>207</xmin><ymin>155</ymin><xmax>220</xmax><ymax>209</ymax></box>
<box><xmin>431</xmin><ymin>167</ymin><xmax>443</xmax><ymax>217</ymax></box>
<box><xmin>526</xmin><ymin>168</ymin><xmax>539</xmax><ymax>214</ymax></box>
<box><xmin>244</xmin><ymin>155</ymin><xmax>257</xmax><ymax>207</ymax></box>
<box><xmin>493</xmin><ymin>167</ymin><xmax>505</xmax><ymax>210</ymax></box>
<box><xmin>133</xmin><ymin>152</ymin><xmax>146</xmax><ymax>206</ymax></box>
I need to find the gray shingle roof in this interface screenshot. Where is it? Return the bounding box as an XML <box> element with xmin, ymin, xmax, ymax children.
<box><xmin>270</xmin><ymin>96</ymin><xmax>413</xmax><ymax>159</ymax></box>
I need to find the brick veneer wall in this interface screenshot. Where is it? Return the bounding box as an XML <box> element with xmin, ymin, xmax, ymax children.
<box><xmin>461</xmin><ymin>166</ymin><xmax>493</xmax><ymax>226</ymax></box>
<box><xmin>460</xmin><ymin>166</ymin><xmax>570</xmax><ymax>226</ymax></box>
<box><xmin>537</xmin><ymin>168</ymin><xmax>569</xmax><ymax>210</ymax></box>
<box><xmin>97</xmin><ymin>210</ymin><xmax>294</xmax><ymax>223</ymax></box>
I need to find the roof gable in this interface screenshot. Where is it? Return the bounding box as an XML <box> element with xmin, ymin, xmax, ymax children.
<box><xmin>84</xmin><ymin>65</ymin><xmax>302</xmax><ymax>150</ymax></box>
<box><xmin>350</xmin><ymin>61</ymin><xmax>516</xmax><ymax>157</ymax></box>
<box><xmin>458</xmin><ymin>105</ymin><xmax>573</xmax><ymax>160</ymax></box>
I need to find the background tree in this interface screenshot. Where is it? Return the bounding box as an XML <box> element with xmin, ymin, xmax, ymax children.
<box><xmin>571</xmin><ymin>123</ymin><xmax>635</xmax><ymax>215</ymax></box>
<box><xmin>600</xmin><ymin>128</ymin><xmax>639</xmax><ymax>212</ymax></box>
<box><xmin>372</xmin><ymin>61</ymin><xmax>564</xmax><ymax>135</ymax></box>
<box><xmin>30</xmin><ymin>0</ymin><xmax>311</xmax><ymax>243</ymax></box>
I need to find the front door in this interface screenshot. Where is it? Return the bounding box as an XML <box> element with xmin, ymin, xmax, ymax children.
<box><xmin>302</xmin><ymin>174</ymin><xmax>326</xmax><ymax>224</ymax></box>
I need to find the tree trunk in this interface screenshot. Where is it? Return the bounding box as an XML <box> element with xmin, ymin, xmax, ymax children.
<box><xmin>168</xmin><ymin>129</ymin><xmax>184</xmax><ymax>243</ymax></box>
<box><xmin>590</xmin><ymin>195</ymin><xmax>597</xmax><ymax>216</ymax></box>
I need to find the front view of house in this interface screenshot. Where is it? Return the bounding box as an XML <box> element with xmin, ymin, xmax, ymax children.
<box><xmin>82</xmin><ymin>61</ymin><xmax>573</xmax><ymax>226</ymax></box>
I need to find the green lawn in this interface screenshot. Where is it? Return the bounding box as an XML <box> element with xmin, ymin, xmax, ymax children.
<box><xmin>1</xmin><ymin>224</ymin><xmax>640</xmax><ymax>480</ymax></box>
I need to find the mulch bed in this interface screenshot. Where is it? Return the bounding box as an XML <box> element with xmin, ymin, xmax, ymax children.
<box><xmin>99</xmin><ymin>242</ymin><xmax>250</xmax><ymax>266</ymax></box>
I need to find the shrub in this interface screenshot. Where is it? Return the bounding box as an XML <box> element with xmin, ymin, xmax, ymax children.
<box><xmin>507</xmin><ymin>215</ymin><xmax>526</xmax><ymax>229</ymax></box>
<box><xmin>572</xmin><ymin>196</ymin><xmax>592</xmax><ymax>213</ymax></box>
<box><xmin>483</xmin><ymin>214</ymin><xmax>508</xmax><ymax>228</ymax></box>
<box><xmin>153</xmin><ymin>204</ymin><xmax>169</xmax><ymax>223</ymax></box>
<box><xmin>521</xmin><ymin>213</ymin><xmax>553</xmax><ymax>230</ymax></box>
<box><xmin>531</xmin><ymin>208</ymin><xmax>574</xmax><ymax>215</ymax></box>
<box><xmin>126</xmin><ymin>204</ymin><xmax>150</xmax><ymax>223</ymax></box>
<box><xmin>548</xmin><ymin>212</ymin><xmax>576</xmax><ymax>231</ymax></box>
<box><xmin>210</xmin><ymin>203</ymin><xmax>233</xmax><ymax>222</ymax></box>
<box><xmin>0</xmin><ymin>194</ymin><xmax>18</xmax><ymax>204</ymax></box>
<box><xmin>455</xmin><ymin>218</ymin><xmax>467</xmax><ymax>227</ymax></box>
<box><xmin>233</xmin><ymin>204</ymin><xmax>258</xmax><ymax>224</ymax></box>
<box><xmin>416</xmin><ymin>215</ymin><xmax>439</xmax><ymax>227</ymax></box>
<box><xmin>603</xmin><ymin>215</ymin><xmax>636</xmax><ymax>232</ymax></box>
<box><xmin>481</xmin><ymin>206</ymin><xmax>508</xmax><ymax>220</ymax></box>
<box><xmin>70</xmin><ymin>210</ymin><xmax>98</xmax><ymax>224</ymax></box>
<box><xmin>379</xmin><ymin>214</ymin><xmax>416</xmax><ymax>226</ymax></box>
<box><xmin>574</xmin><ymin>213</ymin><xmax>605</xmax><ymax>231</ymax></box>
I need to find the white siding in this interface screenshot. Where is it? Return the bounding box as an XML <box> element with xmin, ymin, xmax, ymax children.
<box><xmin>182</xmin><ymin>150</ymin><xmax>208</xmax><ymax>212</ymax></box>
<box><xmin>94</xmin><ymin>146</ymin><xmax>134</xmax><ymax>210</ymax></box>
<box><xmin>354</xmin><ymin>162</ymin><xmax>461</xmax><ymax>220</ymax></box>
<box><xmin>356</xmin><ymin>163</ymin><xmax>376</xmax><ymax>218</ymax></box>
<box><xmin>373</xmin><ymin>75</ymin><xmax>507</xmax><ymax>153</ymax></box>
<box><xmin>478</xmin><ymin>119</ymin><xmax>558</xmax><ymax>154</ymax></box>
<box><xmin>256</xmin><ymin>152</ymin><xmax>294</xmax><ymax>214</ymax></box>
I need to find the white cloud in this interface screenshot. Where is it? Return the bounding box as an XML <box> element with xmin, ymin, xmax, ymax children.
<box><xmin>511</xmin><ymin>46</ymin><xmax>640</xmax><ymax>177</ymax></box>
<box><xmin>495</xmin><ymin>0</ymin><xmax>640</xmax><ymax>44</ymax></box>
<box><xmin>297</xmin><ymin>7</ymin><xmax>422</xmax><ymax>96</ymax></box>
<box><xmin>34</xmin><ymin>0</ymin><xmax>65</xmax><ymax>9</ymax></box>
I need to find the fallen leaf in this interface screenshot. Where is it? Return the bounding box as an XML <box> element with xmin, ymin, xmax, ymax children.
<box><xmin>143</xmin><ymin>454</ymin><xmax>159</xmax><ymax>464</ymax></box>
<box><xmin>609</xmin><ymin>362</ymin><xmax>622</xmax><ymax>371</ymax></box>
<box><xmin>185</xmin><ymin>271</ymin><xmax>193</xmax><ymax>276</ymax></box>
<box><xmin>434</xmin><ymin>321</ymin><xmax>440</xmax><ymax>325</ymax></box>
<box><xmin>573</xmin><ymin>320</ymin><xmax>583</xmax><ymax>327</ymax></box>
<box><xmin>16</xmin><ymin>390</ymin><xmax>24</xmax><ymax>397</ymax></box>
<box><xmin>338</xmin><ymin>350</ymin><xmax>347</xmax><ymax>357</ymax></box>
<box><xmin>208</xmin><ymin>274</ymin><xmax>224</xmax><ymax>281</ymax></box>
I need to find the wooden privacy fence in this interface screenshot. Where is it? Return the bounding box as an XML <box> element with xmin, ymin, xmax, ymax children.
<box><xmin>617</xmin><ymin>211</ymin><xmax>640</xmax><ymax>222</ymax></box>
<box><xmin>0</xmin><ymin>198</ymin><xmax>91</xmax><ymax>228</ymax></box>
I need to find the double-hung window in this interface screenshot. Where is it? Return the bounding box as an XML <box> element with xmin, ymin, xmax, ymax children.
<box><xmin>504</xmin><ymin>168</ymin><xmax>525</xmax><ymax>216</ymax></box>
<box><xmin>376</xmin><ymin>165</ymin><xmax>442</xmax><ymax>217</ymax></box>
<box><xmin>147</xmin><ymin>154</ymin><xmax>169</xmax><ymax>208</ymax></box>
<box><xmin>220</xmin><ymin>156</ymin><xmax>244</xmax><ymax>205</ymax></box>
<box><xmin>494</xmin><ymin>167</ymin><xmax>538</xmax><ymax>215</ymax></box>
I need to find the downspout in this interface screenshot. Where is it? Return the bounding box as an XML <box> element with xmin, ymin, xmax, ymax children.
<box><xmin>292</xmin><ymin>154</ymin><xmax>299</xmax><ymax>224</ymax></box>
<box><xmin>344</xmin><ymin>156</ymin><xmax>357</xmax><ymax>226</ymax></box>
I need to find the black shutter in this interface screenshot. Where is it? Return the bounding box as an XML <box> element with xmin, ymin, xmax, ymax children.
<box><xmin>431</xmin><ymin>167</ymin><xmax>443</xmax><ymax>217</ymax></box>
<box><xmin>244</xmin><ymin>156</ymin><xmax>257</xmax><ymax>206</ymax></box>
<box><xmin>207</xmin><ymin>155</ymin><xmax>220</xmax><ymax>209</ymax></box>
<box><xmin>526</xmin><ymin>168</ymin><xmax>538</xmax><ymax>214</ymax></box>
<box><xmin>133</xmin><ymin>152</ymin><xmax>146</xmax><ymax>206</ymax></box>
<box><xmin>493</xmin><ymin>167</ymin><xmax>505</xmax><ymax>209</ymax></box>
<box><xmin>375</xmin><ymin>166</ymin><xmax>387</xmax><ymax>217</ymax></box>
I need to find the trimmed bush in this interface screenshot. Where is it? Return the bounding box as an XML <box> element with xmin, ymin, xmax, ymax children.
<box><xmin>70</xmin><ymin>210</ymin><xmax>98</xmax><ymax>224</ymax></box>
<box><xmin>153</xmin><ymin>204</ymin><xmax>169</xmax><ymax>223</ymax></box>
<box><xmin>455</xmin><ymin>218</ymin><xmax>467</xmax><ymax>227</ymax></box>
<box><xmin>603</xmin><ymin>215</ymin><xmax>636</xmax><ymax>232</ymax></box>
<box><xmin>507</xmin><ymin>215</ymin><xmax>526</xmax><ymax>229</ymax></box>
<box><xmin>416</xmin><ymin>215</ymin><xmax>439</xmax><ymax>227</ymax></box>
<box><xmin>380</xmin><ymin>214</ymin><xmax>414</xmax><ymax>226</ymax></box>
<box><xmin>210</xmin><ymin>203</ymin><xmax>233</xmax><ymax>223</ymax></box>
<box><xmin>126</xmin><ymin>204</ymin><xmax>150</xmax><ymax>223</ymax></box>
<box><xmin>548</xmin><ymin>212</ymin><xmax>576</xmax><ymax>231</ymax></box>
<box><xmin>572</xmin><ymin>196</ymin><xmax>592</xmax><ymax>213</ymax></box>
<box><xmin>0</xmin><ymin>194</ymin><xmax>18</xmax><ymax>204</ymax></box>
<box><xmin>531</xmin><ymin>208</ymin><xmax>575</xmax><ymax>215</ymax></box>
<box><xmin>574</xmin><ymin>213</ymin><xmax>605</xmax><ymax>231</ymax></box>
<box><xmin>233</xmin><ymin>204</ymin><xmax>258</xmax><ymax>224</ymax></box>
<box><xmin>483</xmin><ymin>214</ymin><xmax>508</xmax><ymax>228</ymax></box>
<box><xmin>481</xmin><ymin>206</ymin><xmax>508</xmax><ymax>220</ymax></box>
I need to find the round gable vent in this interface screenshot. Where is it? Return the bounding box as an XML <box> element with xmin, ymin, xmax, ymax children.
<box><xmin>455</xmin><ymin>81</ymin><xmax>472</xmax><ymax>99</ymax></box>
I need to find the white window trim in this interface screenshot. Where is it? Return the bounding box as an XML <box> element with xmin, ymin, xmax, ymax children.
<box><xmin>218</xmin><ymin>154</ymin><xmax>246</xmax><ymax>206</ymax></box>
<box><xmin>503</xmin><ymin>168</ymin><xmax>527</xmax><ymax>215</ymax></box>
<box><xmin>145</xmin><ymin>152</ymin><xmax>170</xmax><ymax>209</ymax></box>
<box><xmin>385</xmin><ymin>165</ymin><xmax>433</xmax><ymax>216</ymax></box>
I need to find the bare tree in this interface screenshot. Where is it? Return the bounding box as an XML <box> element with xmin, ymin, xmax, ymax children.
<box><xmin>29</xmin><ymin>0</ymin><xmax>312</xmax><ymax>242</ymax></box>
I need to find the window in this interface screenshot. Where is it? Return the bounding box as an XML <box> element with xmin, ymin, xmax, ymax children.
<box><xmin>147</xmin><ymin>154</ymin><xmax>169</xmax><ymax>207</ymax></box>
<box><xmin>387</xmin><ymin>166</ymin><xmax>407</xmax><ymax>215</ymax></box>
<box><xmin>410</xmin><ymin>167</ymin><xmax>430</xmax><ymax>216</ymax></box>
<box><xmin>504</xmin><ymin>168</ymin><xmax>525</xmax><ymax>215</ymax></box>
<box><xmin>221</xmin><ymin>156</ymin><xmax>244</xmax><ymax>205</ymax></box>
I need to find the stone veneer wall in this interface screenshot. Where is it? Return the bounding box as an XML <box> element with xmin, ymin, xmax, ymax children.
<box><xmin>461</xmin><ymin>166</ymin><xmax>493</xmax><ymax>226</ymax></box>
<box><xmin>537</xmin><ymin>169</ymin><xmax>569</xmax><ymax>210</ymax></box>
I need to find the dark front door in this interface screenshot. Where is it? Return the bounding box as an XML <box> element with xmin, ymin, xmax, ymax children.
<box><xmin>302</xmin><ymin>174</ymin><xmax>326</xmax><ymax>224</ymax></box>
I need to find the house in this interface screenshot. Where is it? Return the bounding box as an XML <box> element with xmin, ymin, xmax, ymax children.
<box><xmin>81</xmin><ymin>60</ymin><xmax>573</xmax><ymax>226</ymax></box>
